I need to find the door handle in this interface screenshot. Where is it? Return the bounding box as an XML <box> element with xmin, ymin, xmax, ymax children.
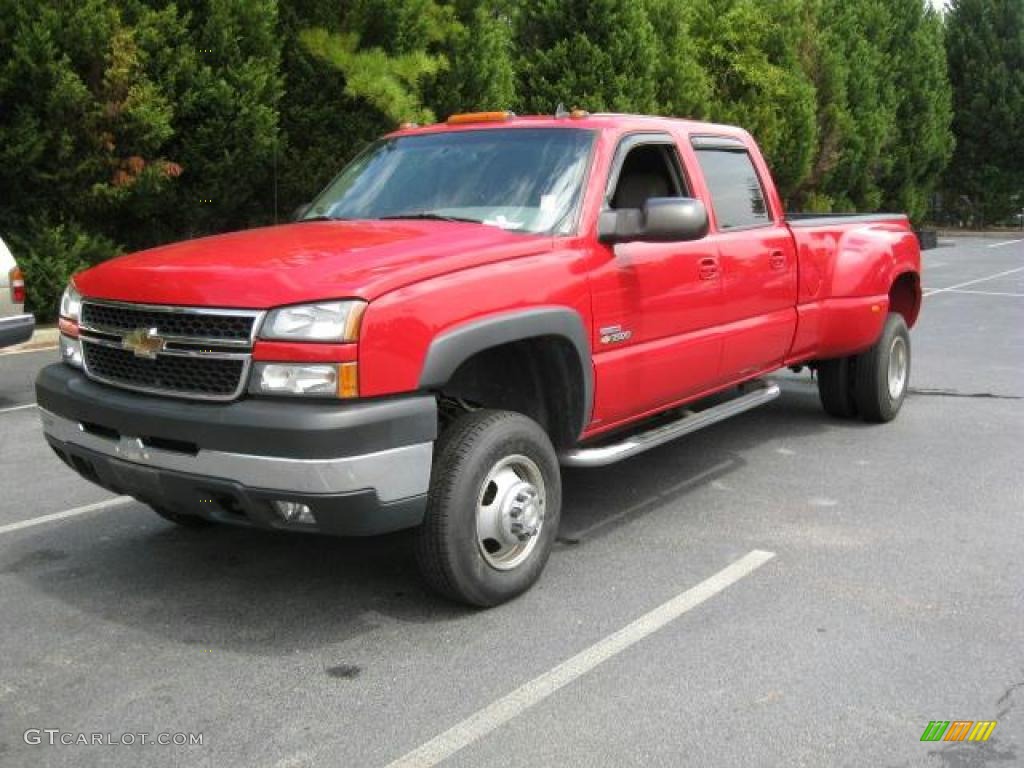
<box><xmin>699</xmin><ymin>257</ymin><xmax>718</xmax><ymax>281</ymax></box>
<box><xmin>769</xmin><ymin>250</ymin><xmax>786</xmax><ymax>270</ymax></box>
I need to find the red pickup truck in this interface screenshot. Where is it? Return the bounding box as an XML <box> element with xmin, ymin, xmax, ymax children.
<box><xmin>37</xmin><ymin>112</ymin><xmax>921</xmax><ymax>606</ymax></box>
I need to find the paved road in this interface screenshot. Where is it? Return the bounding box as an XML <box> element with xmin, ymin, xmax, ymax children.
<box><xmin>0</xmin><ymin>236</ymin><xmax>1021</xmax><ymax>767</ymax></box>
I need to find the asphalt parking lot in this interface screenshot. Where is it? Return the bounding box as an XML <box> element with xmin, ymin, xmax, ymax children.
<box><xmin>0</xmin><ymin>234</ymin><xmax>1021</xmax><ymax>768</ymax></box>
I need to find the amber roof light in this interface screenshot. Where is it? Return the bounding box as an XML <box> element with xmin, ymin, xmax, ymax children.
<box><xmin>446</xmin><ymin>111</ymin><xmax>515</xmax><ymax>125</ymax></box>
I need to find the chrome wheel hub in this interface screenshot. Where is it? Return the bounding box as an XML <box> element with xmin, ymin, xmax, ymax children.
<box><xmin>475</xmin><ymin>455</ymin><xmax>546</xmax><ymax>570</ymax></box>
<box><xmin>887</xmin><ymin>335</ymin><xmax>908</xmax><ymax>400</ymax></box>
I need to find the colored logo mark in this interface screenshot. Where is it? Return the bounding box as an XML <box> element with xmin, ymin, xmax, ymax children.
<box><xmin>920</xmin><ymin>720</ymin><xmax>997</xmax><ymax>742</ymax></box>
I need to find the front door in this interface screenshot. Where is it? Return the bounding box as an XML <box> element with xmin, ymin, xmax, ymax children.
<box><xmin>588</xmin><ymin>134</ymin><xmax>728</xmax><ymax>431</ymax></box>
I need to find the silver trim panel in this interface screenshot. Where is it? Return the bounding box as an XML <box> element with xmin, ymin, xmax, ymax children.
<box><xmin>40</xmin><ymin>408</ymin><xmax>432</xmax><ymax>502</ymax></box>
<box><xmin>559</xmin><ymin>380</ymin><xmax>780</xmax><ymax>467</ymax></box>
<box><xmin>79</xmin><ymin>322</ymin><xmax>253</xmax><ymax>349</ymax></box>
<box><xmin>78</xmin><ymin>333</ymin><xmax>251</xmax><ymax>360</ymax></box>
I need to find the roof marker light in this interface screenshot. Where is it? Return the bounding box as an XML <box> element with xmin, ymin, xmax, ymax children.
<box><xmin>446</xmin><ymin>111</ymin><xmax>515</xmax><ymax>125</ymax></box>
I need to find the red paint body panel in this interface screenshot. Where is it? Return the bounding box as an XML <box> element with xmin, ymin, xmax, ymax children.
<box><xmin>70</xmin><ymin>114</ymin><xmax>921</xmax><ymax>441</ymax></box>
<box><xmin>74</xmin><ymin>220</ymin><xmax>549</xmax><ymax>307</ymax></box>
<box><xmin>252</xmin><ymin>341</ymin><xmax>358</xmax><ymax>363</ymax></box>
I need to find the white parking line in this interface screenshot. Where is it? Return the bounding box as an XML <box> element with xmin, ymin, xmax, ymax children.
<box><xmin>385</xmin><ymin>549</ymin><xmax>776</xmax><ymax>768</ymax></box>
<box><xmin>946</xmin><ymin>289</ymin><xmax>1024</xmax><ymax>298</ymax></box>
<box><xmin>0</xmin><ymin>403</ymin><xmax>36</xmax><ymax>415</ymax></box>
<box><xmin>0</xmin><ymin>497</ymin><xmax>134</xmax><ymax>537</ymax></box>
<box><xmin>923</xmin><ymin>265</ymin><xmax>1024</xmax><ymax>297</ymax></box>
<box><xmin>988</xmin><ymin>239</ymin><xmax>1024</xmax><ymax>248</ymax></box>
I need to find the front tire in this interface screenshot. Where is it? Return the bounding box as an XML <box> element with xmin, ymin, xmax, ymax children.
<box><xmin>416</xmin><ymin>410</ymin><xmax>562</xmax><ymax>607</ymax></box>
<box><xmin>852</xmin><ymin>313</ymin><xmax>911</xmax><ymax>422</ymax></box>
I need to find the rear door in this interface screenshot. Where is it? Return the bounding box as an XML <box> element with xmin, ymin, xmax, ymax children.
<box><xmin>588</xmin><ymin>133</ymin><xmax>728</xmax><ymax>430</ymax></box>
<box><xmin>690</xmin><ymin>136</ymin><xmax>798</xmax><ymax>379</ymax></box>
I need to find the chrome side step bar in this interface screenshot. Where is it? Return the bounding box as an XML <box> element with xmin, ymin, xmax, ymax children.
<box><xmin>560</xmin><ymin>380</ymin><xmax>781</xmax><ymax>467</ymax></box>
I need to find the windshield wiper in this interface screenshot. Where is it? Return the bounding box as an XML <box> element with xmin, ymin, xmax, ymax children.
<box><xmin>298</xmin><ymin>215</ymin><xmax>347</xmax><ymax>222</ymax></box>
<box><xmin>376</xmin><ymin>213</ymin><xmax>483</xmax><ymax>224</ymax></box>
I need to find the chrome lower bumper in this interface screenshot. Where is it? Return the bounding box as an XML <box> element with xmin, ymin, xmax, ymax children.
<box><xmin>39</xmin><ymin>408</ymin><xmax>432</xmax><ymax>503</ymax></box>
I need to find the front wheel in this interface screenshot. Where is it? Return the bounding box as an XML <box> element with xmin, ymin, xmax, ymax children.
<box><xmin>416</xmin><ymin>410</ymin><xmax>562</xmax><ymax>607</ymax></box>
<box><xmin>852</xmin><ymin>313</ymin><xmax>911</xmax><ymax>422</ymax></box>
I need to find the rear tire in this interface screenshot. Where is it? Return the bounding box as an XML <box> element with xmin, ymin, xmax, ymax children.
<box><xmin>852</xmin><ymin>313</ymin><xmax>911</xmax><ymax>422</ymax></box>
<box><xmin>151</xmin><ymin>506</ymin><xmax>216</xmax><ymax>529</ymax></box>
<box><xmin>416</xmin><ymin>409</ymin><xmax>562</xmax><ymax>607</ymax></box>
<box><xmin>817</xmin><ymin>357</ymin><xmax>858</xmax><ymax>419</ymax></box>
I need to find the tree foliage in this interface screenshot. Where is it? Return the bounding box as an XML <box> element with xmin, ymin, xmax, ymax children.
<box><xmin>515</xmin><ymin>0</ymin><xmax>661</xmax><ymax>114</ymax></box>
<box><xmin>0</xmin><ymin>0</ymin><xmax>976</xmax><ymax>319</ymax></box>
<box><xmin>944</xmin><ymin>0</ymin><xmax>1024</xmax><ymax>223</ymax></box>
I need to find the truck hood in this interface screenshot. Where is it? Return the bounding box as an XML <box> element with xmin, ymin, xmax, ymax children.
<box><xmin>74</xmin><ymin>220</ymin><xmax>550</xmax><ymax>308</ymax></box>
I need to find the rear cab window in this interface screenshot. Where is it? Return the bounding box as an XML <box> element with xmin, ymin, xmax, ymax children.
<box><xmin>691</xmin><ymin>137</ymin><xmax>771</xmax><ymax>230</ymax></box>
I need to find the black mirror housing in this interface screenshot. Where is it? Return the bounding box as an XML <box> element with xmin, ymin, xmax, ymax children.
<box><xmin>598</xmin><ymin>197</ymin><xmax>709</xmax><ymax>244</ymax></box>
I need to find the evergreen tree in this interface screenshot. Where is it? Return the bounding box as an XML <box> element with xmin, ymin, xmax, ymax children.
<box><xmin>645</xmin><ymin>0</ymin><xmax>713</xmax><ymax>120</ymax></box>
<box><xmin>163</xmin><ymin>0</ymin><xmax>282</xmax><ymax>237</ymax></box>
<box><xmin>690</xmin><ymin>0</ymin><xmax>818</xmax><ymax>200</ymax></box>
<box><xmin>944</xmin><ymin>0</ymin><xmax>1024</xmax><ymax>223</ymax></box>
<box><xmin>514</xmin><ymin>0</ymin><xmax>661</xmax><ymax>114</ymax></box>
<box><xmin>877</xmin><ymin>0</ymin><xmax>954</xmax><ymax>222</ymax></box>
<box><xmin>429</xmin><ymin>2</ymin><xmax>517</xmax><ymax>117</ymax></box>
<box><xmin>807</xmin><ymin>0</ymin><xmax>896</xmax><ymax>212</ymax></box>
<box><xmin>277</xmin><ymin>0</ymin><xmax>389</xmax><ymax>214</ymax></box>
<box><xmin>0</xmin><ymin>0</ymin><xmax>186</xmax><ymax>312</ymax></box>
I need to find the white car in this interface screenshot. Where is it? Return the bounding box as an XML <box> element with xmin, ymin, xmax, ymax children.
<box><xmin>0</xmin><ymin>235</ymin><xmax>35</xmax><ymax>348</ymax></box>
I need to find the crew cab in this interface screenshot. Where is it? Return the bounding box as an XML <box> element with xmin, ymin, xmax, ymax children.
<box><xmin>37</xmin><ymin>112</ymin><xmax>921</xmax><ymax>606</ymax></box>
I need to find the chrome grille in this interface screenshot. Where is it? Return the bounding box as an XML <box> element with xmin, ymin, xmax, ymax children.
<box><xmin>79</xmin><ymin>300</ymin><xmax>262</xmax><ymax>401</ymax></box>
<box><xmin>80</xmin><ymin>302</ymin><xmax>256</xmax><ymax>344</ymax></box>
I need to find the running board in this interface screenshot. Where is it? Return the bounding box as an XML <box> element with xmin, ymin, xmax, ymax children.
<box><xmin>560</xmin><ymin>381</ymin><xmax>781</xmax><ymax>467</ymax></box>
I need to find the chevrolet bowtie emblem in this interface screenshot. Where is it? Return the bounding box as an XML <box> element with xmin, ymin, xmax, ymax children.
<box><xmin>122</xmin><ymin>327</ymin><xmax>165</xmax><ymax>359</ymax></box>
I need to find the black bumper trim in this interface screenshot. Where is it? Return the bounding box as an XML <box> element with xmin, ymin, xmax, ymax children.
<box><xmin>36</xmin><ymin>364</ymin><xmax>437</xmax><ymax>460</ymax></box>
<box><xmin>47</xmin><ymin>437</ymin><xmax>428</xmax><ymax>537</ymax></box>
<box><xmin>0</xmin><ymin>313</ymin><xmax>35</xmax><ymax>348</ymax></box>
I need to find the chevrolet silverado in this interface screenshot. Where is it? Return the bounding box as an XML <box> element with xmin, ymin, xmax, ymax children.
<box><xmin>37</xmin><ymin>112</ymin><xmax>921</xmax><ymax>606</ymax></box>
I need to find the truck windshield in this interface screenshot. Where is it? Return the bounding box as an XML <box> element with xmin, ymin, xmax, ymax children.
<box><xmin>303</xmin><ymin>128</ymin><xmax>595</xmax><ymax>235</ymax></box>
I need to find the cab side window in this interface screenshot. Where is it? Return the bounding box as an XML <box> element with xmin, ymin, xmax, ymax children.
<box><xmin>694</xmin><ymin>148</ymin><xmax>770</xmax><ymax>229</ymax></box>
<box><xmin>610</xmin><ymin>144</ymin><xmax>686</xmax><ymax>210</ymax></box>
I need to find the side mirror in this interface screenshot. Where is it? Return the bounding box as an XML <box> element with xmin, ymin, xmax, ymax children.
<box><xmin>291</xmin><ymin>203</ymin><xmax>312</xmax><ymax>221</ymax></box>
<box><xmin>598</xmin><ymin>197</ymin><xmax>709</xmax><ymax>244</ymax></box>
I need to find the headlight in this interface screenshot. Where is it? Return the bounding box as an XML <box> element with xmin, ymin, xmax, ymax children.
<box><xmin>59</xmin><ymin>283</ymin><xmax>82</xmax><ymax>322</ymax></box>
<box><xmin>260</xmin><ymin>301</ymin><xmax>366</xmax><ymax>342</ymax></box>
<box><xmin>250</xmin><ymin>362</ymin><xmax>359</xmax><ymax>398</ymax></box>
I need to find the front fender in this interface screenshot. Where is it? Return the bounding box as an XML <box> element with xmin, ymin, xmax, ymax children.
<box><xmin>419</xmin><ymin>307</ymin><xmax>593</xmax><ymax>433</ymax></box>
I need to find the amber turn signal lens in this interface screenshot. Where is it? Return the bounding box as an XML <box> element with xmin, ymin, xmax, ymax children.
<box><xmin>58</xmin><ymin>317</ymin><xmax>80</xmax><ymax>338</ymax></box>
<box><xmin>447</xmin><ymin>111</ymin><xmax>514</xmax><ymax>125</ymax></box>
<box><xmin>338</xmin><ymin>362</ymin><xmax>359</xmax><ymax>399</ymax></box>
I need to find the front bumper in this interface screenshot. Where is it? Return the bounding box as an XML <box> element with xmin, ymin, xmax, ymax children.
<box><xmin>0</xmin><ymin>313</ymin><xmax>34</xmax><ymax>348</ymax></box>
<box><xmin>36</xmin><ymin>364</ymin><xmax>437</xmax><ymax>535</ymax></box>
